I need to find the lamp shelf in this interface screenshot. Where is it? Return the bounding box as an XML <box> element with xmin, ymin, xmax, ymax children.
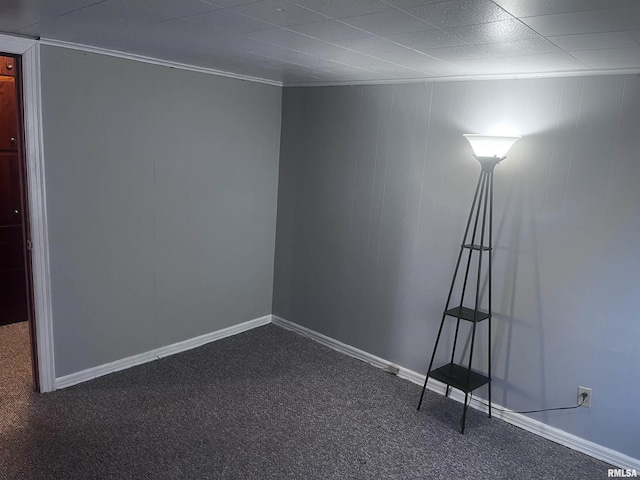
<box><xmin>428</xmin><ymin>362</ymin><xmax>489</xmax><ymax>394</ymax></box>
<box><xmin>462</xmin><ymin>243</ymin><xmax>491</xmax><ymax>251</ymax></box>
<box><xmin>445</xmin><ymin>305</ymin><xmax>490</xmax><ymax>323</ymax></box>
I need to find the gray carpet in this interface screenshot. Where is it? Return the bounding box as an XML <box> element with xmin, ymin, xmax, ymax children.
<box><xmin>0</xmin><ymin>323</ymin><xmax>612</xmax><ymax>479</ymax></box>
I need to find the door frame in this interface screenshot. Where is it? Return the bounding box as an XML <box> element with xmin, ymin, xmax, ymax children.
<box><xmin>0</xmin><ymin>33</ymin><xmax>55</xmax><ymax>392</ymax></box>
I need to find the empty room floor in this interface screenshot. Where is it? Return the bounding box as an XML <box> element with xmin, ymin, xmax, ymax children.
<box><xmin>0</xmin><ymin>324</ymin><xmax>612</xmax><ymax>479</ymax></box>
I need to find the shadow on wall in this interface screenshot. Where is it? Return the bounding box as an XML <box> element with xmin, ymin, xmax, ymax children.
<box><xmin>491</xmin><ymin>144</ymin><xmax>546</xmax><ymax>412</ymax></box>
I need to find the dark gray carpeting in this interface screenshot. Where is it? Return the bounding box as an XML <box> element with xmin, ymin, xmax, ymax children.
<box><xmin>1</xmin><ymin>323</ymin><xmax>612</xmax><ymax>479</ymax></box>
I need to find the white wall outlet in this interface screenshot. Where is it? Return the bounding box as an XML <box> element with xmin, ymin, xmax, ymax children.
<box><xmin>578</xmin><ymin>386</ymin><xmax>592</xmax><ymax>408</ymax></box>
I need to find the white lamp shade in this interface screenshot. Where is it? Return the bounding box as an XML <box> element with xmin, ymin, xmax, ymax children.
<box><xmin>463</xmin><ymin>134</ymin><xmax>521</xmax><ymax>158</ymax></box>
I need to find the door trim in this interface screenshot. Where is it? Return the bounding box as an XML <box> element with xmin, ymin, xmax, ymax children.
<box><xmin>1</xmin><ymin>33</ymin><xmax>55</xmax><ymax>392</ymax></box>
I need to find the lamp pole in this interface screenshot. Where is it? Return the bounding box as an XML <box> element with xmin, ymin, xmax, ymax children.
<box><xmin>417</xmin><ymin>134</ymin><xmax>520</xmax><ymax>434</ymax></box>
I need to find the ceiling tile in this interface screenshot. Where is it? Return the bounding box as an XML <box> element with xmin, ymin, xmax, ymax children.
<box><xmin>18</xmin><ymin>15</ymin><xmax>122</xmax><ymax>42</ymax></box>
<box><xmin>284</xmin><ymin>74</ymin><xmax>325</xmax><ymax>84</ymax></box>
<box><xmin>105</xmin><ymin>24</ymin><xmax>186</xmax><ymax>47</ymax></box>
<box><xmin>212</xmin><ymin>0</ymin><xmax>263</xmax><ymax>7</ymax></box>
<box><xmin>334</xmin><ymin>35</ymin><xmax>408</xmax><ymax>53</ymax></box>
<box><xmin>144</xmin><ymin>18</ymin><xmax>255</xmax><ymax>48</ymax></box>
<box><xmin>299</xmin><ymin>41</ymin><xmax>355</xmax><ymax>57</ymax></box>
<box><xmin>451</xmin><ymin>56</ymin><xmax>519</xmax><ymax>73</ymax></box>
<box><xmin>374</xmin><ymin>48</ymin><xmax>436</xmax><ymax>63</ymax></box>
<box><xmin>309</xmin><ymin>69</ymin><xmax>379</xmax><ymax>82</ymax></box>
<box><xmin>342</xmin><ymin>10</ymin><xmax>433</xmax><ymax>36</ymax></box>
<box><xmin>247</xmin><ymin>28</ymin><xmax>360</xmax><ymax>57</ymax></box>
<box><xmin>130</xmin><ymin>0</ymin><xmax>223</xmax><ymax>16</ymax></box>
<box><xmin>230</xmin><ymin>0</ymin><xmax>325</xmax><ymax>26</ymax></box>
<box><xmin>287</xmin><ymin>20</ymin><xmax>370</xmax><ymax>41</ymax></box>
<box><xmin>69</xmin><ymin>29</ymin><xmax>153</xmax><ymax>52</ymax></box>
<box><xmin>419</xmin><ymin>44</ymin><xmax>494</xmax><ymax>60</ymax></box>
<box><xmin>188</xmin><ymin>9</ymin><xmax>273</xmax><ymax>33</ymax></box>
<box><xmin>0</xmin><ymin>7</ymin><xmax>54</xmax><ymax>31</ymax></box>
<box><xmin>326</xmin><ymin>52</ymin><xmax>387</xmax><ymax>66</ymax></box>
<box><xmin>444</xmin><ymin>19</ymin><xmax>538</xmax><ymax>45</ymax></box>
<box><xmin>2</xmin><ymin>0</ymin><xmax>99</xmax><ymax>11</ymax></box>
<box><xmin>246</xmin><ymin>27</ymin><xmax>322</xmax><ymax>48</ymax></box>
<box><xmin>344</xmin><ymin>71</ymin><xmax>394</xmax><ymax>81</ymax></box>
<box><xmin>115</xmin><ymin>23</ymin><xmax>252</xmax><ymax>53</ymax></box>
<box><xmin>289</xmin><ymin>0</ymin><xmax>392</xmax><ymax>19</ymax></box>
<box><xmin>64</xmin><ymin>0</ymin><xmax>172</xmax><ymax>27</ymax></box>
<box><xmin>384</xmin><ymin>29</ymin><xmax>464</xmax><ymax>50</ymax></box>
<box><xmin>631</xmin><ymin>31</ymin><xmax>640</xmax><ymax>44</ymax></box>
<box><xmin>521</xmin><ymin>7</ymin><xmax>640</xmax><ymax>36</ymax></box>
<box><xmin>505</xmin><ymin>51</ymin><xmax>589</xmax><ymax>72</ymax></box>
<box><xmin>247</xmin><ymin>46</ymin><xmax>344</xmax><ymax>69</ymax></box>
<box><xmin>547</xmin><ymin>32</ymin><xmax>639</xmax><ymax>51</ymax></box>
<box><xmin>569</xmin><ymin>47</ymin><xmax>640</xmax><ymax>69</ymax></box>
<box><xmin>319</xmin><ymin>63</ymin><xmax>374</xmax><ymax>75</ymax></box>
<box><xmin>483</xmin><ymin>37</ymin><xmax>562</xmax><ymax>57</ymax></box>
<box><xmin>403</xmin><ymin>60</ymin><xmax>475</xmax><ymax>76</ymax></box>
<box><xmin>16</xmin><ymin>1</ymin><xmax>170</xmax><ymax>40</ymax></box>
<box><xmin>246</xmin><ymin>42</ymin><xmax>313</xmax><ymax>61</ymax></box>
<box><xmin>379</xmin><ymin>0</ymin><xmax>446</xmax><ymax>11</ymax></box>
<box><xmin>491</xmin><ymin>0</ymin><xmax>638</xmax><ymax>18</ymax></box>
<box><xmin>361</xmin><ymin>63</ymin><xmax>426</xmax><ymax>78</ymax></box>
<box><xmin>0</xmin><ymin>0</ymin><xmax>92</xmax><ymax>29</ymax></box>
<box><xmin>406</xmin><ymin>0</ymin><xmax>515</xmax><ymax>29</ymax></box>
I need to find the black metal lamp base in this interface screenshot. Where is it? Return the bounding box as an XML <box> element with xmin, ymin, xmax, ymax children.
<box><xmin>417</xmin><ymin>159</ymin><xmax>496</xmax><ymax>434</ymax></box>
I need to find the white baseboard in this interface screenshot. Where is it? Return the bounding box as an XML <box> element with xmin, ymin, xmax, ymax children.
<box><xmin>271</xmin><ymin>315</ymin><xmax>640</xmax><ymax>471</ymax></box>
<box><xmin>55</xmin><ymin>315</ymin><xmax>271</xmax><ymax>389</ymax></box>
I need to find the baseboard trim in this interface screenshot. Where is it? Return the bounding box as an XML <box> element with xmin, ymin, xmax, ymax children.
<box><xmin>55</xmin><ymin>315</ymin><xmax>271</xmax><ymax>389</ymax></box>
<box><xmin>272</xmin><ymin>315</ymin><xmax>391</xmax><ymax>370</ymax></box>
<box><xmin>271</xmin><ymin>315</ymin><xmax>640</xmax><ymax>471</ymax></box>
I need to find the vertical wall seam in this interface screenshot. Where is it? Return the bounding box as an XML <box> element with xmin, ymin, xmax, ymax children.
<box><xmin>542</xmin><ymin>79</ymin><xmax>566</xmax><ymax>215</ymax></box>
<box><xmin>414</xmin><ymin>83</ymin><xmax>433</xmax><ymax>251</ymax></box>
<box><xmin>441</xmin><ymin>84</ymin><xmax>456</xmax><ymax>207</ymax></box>
<box><xmin>516</xmin><ymin>80</ymin><xmax>534</xmax><ymax>186</ymax></box>
<box><xmin>341</xmin><ymin>87</ymin><xmax>365</xmax><ymax>327</ymax></box>
<box><xmin>348</xmin><ymin>87</ymin><xmax>365</xmax><ymax>243</ymax></box>
<box><xmin>399</xmin><ymin>84</ymin><xmax>421</xmax><ymax>255</ymax></box>
<box><xmin>152</xmin><ymin>79</ymin><xmax>158</xmax><ymax>349</ymax></box>
<box><xmin>375</xmin><ymin>85</ymin><xmax>395</xmax><ymax>272</ymax></box>
<box><xmin>365</xmin><ymin>86</ymin><xmax>384</xmax><ymax>254</ymax></box>
<box><xmin>599</xmin><ymin>76</ymin><xmax>626</xmax><ymax>233</ymax></box>
<box><xmin>561</xmin><ymin>77</ymin><xmax>585</xmax><ymax>221</ymax></box>
<box><xmin>451</xmin><ymin>82</ymin><xmax>470</xmax><ymax>186</ymax></box>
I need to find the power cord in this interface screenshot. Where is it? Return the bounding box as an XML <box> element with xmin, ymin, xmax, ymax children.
<box><xmin>468</xmin><ymin>391</ymin><xmax>588</xmax><ymax>414</ymax></box>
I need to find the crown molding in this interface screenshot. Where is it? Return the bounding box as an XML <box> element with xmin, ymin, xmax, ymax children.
<box><xmin>39</xmin><ymin>38</ymin><xmax>283</xmax><ymax>87</ymax></box>
<box><xmin>284</xmin><ymin>68</ymin><xmax>640</xmax><ymax>87</ymax></box>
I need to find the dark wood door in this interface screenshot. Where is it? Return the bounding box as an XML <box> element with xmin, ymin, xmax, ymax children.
<box><xmin>0</xmin><ymin>76</ymin><xmax>19</xmax><ymax>151</ymax></box>
<box><xmin>0</xmin><ymin>56</ymin><xmax>15</xmax><ymax>77</ymax></box>
<box><xmin>0</xmin><ymin>55</ymin><xmax>27</xmax><ymax>327</ymax></box>
<box><xmin>0</xmin><ymin>224</ymin><xmax>27</xmax><ymax>325</ymax></box>
<box><xmin>0</xmin><ymin>153</ymin><xmax>22</xmax><ymax>225</ymax></box>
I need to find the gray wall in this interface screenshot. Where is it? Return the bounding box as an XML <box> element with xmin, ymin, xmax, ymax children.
<box><xmin>40</xmin><ymin>46</ymin><xmax>282</xmax><ymax>377</ymax></box>
<box><xmin>274</xmin><ymin>76</ymin><xmax>640</xmax><ymax>458</ymax></box>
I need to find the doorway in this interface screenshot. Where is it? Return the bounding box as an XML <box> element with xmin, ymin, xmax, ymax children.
<box><xmin>0</xmin><ymin>52</ymin><xmax>38</xmax><ymax>392</ymax></box>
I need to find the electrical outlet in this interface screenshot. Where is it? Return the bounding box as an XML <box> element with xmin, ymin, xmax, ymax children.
<box><xmin>578</xmin><ymin>386</ymin><xmax>592</xmax><ymax>408</ymax></box>
<box><xmin>387</xmin><ymin>364</ymin><xmax>399</xmax><ymax>375</ymax></box>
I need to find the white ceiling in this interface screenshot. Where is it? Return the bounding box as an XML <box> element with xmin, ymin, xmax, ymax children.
<box><xmin>2</xmin><ymin>0</ymin><xmax>640</xmax><ymax>85</ymax></box>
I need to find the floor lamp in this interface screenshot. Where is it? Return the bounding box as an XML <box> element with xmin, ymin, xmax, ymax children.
<box><xmin>417</xmin><ymin>134</ymin><xmax>521</xmax><ymax>433</ymax></box>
